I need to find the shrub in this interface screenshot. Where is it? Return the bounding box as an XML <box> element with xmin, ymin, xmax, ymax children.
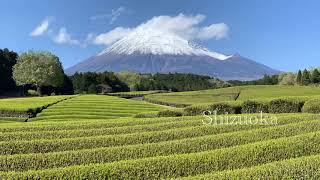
<box><xmin>133</xmin><ymin>112</ymin><xmax>158</xmax><ymax>118</ymax></box>
<box><xmin>208</xmin><ymin>102</ymin><xmax>241</xmax><ymax>115</ymax></box>
<box><xmin>1</xmin><ymin>120</ymin><xmax>319</xmax><ymax>172</ymax></box>
<box><xmin>2</xmin><ymin>132</ymin><xmax>320</xmax><ymax>179</ymax></box>
<box><xmin>268</xmin><ymin>98</ymin><xmax>304</xmax><ymax>113</ymax></box>
<box><xmin>184</xmin><ymin>102</ymin><xmax>241</xmax><ymax>116</ymax></box>
<box><xmin>183</xmin><ymin>104</ymin><xmax>210</xmax><ymax>116</ymax></box>
<box><xmin>241</xmin><ymin>100</ymin><xmax>269</xmax><ymax>113</ymax></box>
<box><xmin>157</xmin><ymin>109</ymin><xmax>183</xmax><ymax>117</ymax></box>
<box><xmin>302</xmin><ymin>98</ymin><xmax>320</xmax><ymax>113</ymax></box>
<box><xmin>27</xmin><ymin>89</ymin><xmax>38</xmax><ymax>96</ymax></box>
<box><xmin>185</xmin><ymin>155</ymin><xmax>320</xmax><ymax>179</ymax></box>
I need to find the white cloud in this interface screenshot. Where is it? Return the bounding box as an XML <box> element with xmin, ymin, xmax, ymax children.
<box><xmin>53</xmin><ymin>28</ymin><xmax>79</xmax><ymax>45</ymax></box>
<box><xmin>30</xmin><ymin>17</ymin><xmax>53</xmax><ymax>37</ymax></box>
<box><xmin>93</xmin><ymin>27</ymin><xmax>132</xmax><ymax>45</ymax></box>
<box><xmin>90</xmin><ymin>6</ymin><xmax>127</xmax><ymax>24</ymax></box>
<box><xmin>91</xmin><ymin>13</ymin><xmax>229</xmax><ymax>46</ymax></box>
<box><xmin>196</xmin><ymin>23</ymin><xmax>229</xmax><ymax>40</ymax></box>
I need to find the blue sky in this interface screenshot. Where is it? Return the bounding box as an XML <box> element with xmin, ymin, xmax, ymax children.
<box><xmin>1</xmin><ymin>0</ymin><xmax>320</xmax><ymax>71</ymax></box>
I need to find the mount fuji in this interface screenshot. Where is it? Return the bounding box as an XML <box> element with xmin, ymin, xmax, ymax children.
<box><xmin>66</xmin><ymin>28</ymin><xmax>280</xmax><ymax>80</ymax></box>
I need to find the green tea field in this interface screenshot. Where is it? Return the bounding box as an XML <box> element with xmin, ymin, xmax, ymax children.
<box><xmin>145</xmin><ymin>85</ymin><xmax>320</xmax><ymax>106</ymax></box>
<box><xmin>1</xmin><ymin>86</ymin><xmax>320</xmax><ymax>179</ymax></box>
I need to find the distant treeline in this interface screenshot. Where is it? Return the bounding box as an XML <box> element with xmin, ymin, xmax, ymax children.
<box><xmin>228</xmin><ymin>75</ymin><xmax>279</xmax><ymax>86</ymax></box>
<box><xmin>70</xmin><ymin>71</ymin><xmax>229</xmax><ymax>93</ymax></box>
<box><xmin>228</xmin><ymin>68</ymin><xmax>320</xmax><ymax>86</ymax></box>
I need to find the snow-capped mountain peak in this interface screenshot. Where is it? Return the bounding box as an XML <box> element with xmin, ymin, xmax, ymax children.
<box><xmin>66</xmin><ymin>26</ymin><xmax>280</xmax><ymax>80</ymax></box>
<box><xmin>98</xmin><ymin>28</ymin><xmax>232</xmax><ymax>60</ymax></box>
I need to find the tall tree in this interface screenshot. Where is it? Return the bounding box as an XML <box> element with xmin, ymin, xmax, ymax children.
<box><xmin>296</xmin><ymin>70</ymin><xmax>302</xmax><ymax>85</ymax></box>
<box><xmin>13</xmin><ymin>51</ymin><xmax>64</xmax><ymax>96</ymax></box>
<box><xmin>0</xmin><ymin>48</ymin><xmax>18</xmax><ymax>93</ymax></box>
<box><xmin>301</xmin><ymin>69</ymin><xmax>311</xmax><ymax>85</ymax></box>
<box><xmin>311</xmin><ymin>69</ymin><xmax>320</xmax><ymax>84</ymax></box>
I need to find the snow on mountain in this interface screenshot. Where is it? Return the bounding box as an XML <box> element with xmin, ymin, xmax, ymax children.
<box><xmin>98</xmin><ymin>28</ymin><xmax>232</xmax><ymax>60</ymax></box>
<box><xmin>66</xmin><ymin>27</ymin><xmax>280</xmax><ymax>80</ymax></box>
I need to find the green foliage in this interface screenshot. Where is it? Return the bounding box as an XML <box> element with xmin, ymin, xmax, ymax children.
<box><xmin>228</xmin><ymin>74</ymin><xmax>279</xmax><ymax>86</ymax></box>
<box><xmin>184</xmin><ymin>102</ymin><xmax>241</xmax><ymax>116</ymax></box>
<box><xmin>0</xmin><ymin>48</ymin><xmax>18</xmax><ymax>93</ymax></box>
<box><xmin>133</xmin><ymin>112</ymin><xmax>159</xmax><ymax>118</ymax></box>
<box><xmin>145</xmin><ymin>87</ymin><xmax>240</xmax><ymax>106</ymax></box>
<box><xmin>302</xmin><ymin>98</ymin><xmax>320</xmax><ymax>113</ymax></box>
<box><xmin>302</xmin><ymin>69</ymin><xmax>311</xmax><ymax>85</ymax></box>
<box><xmin>70</xmin><ymin>72</ymin><xmax>129</xmax><ymax>94</ymax></box>
<box><xmin>311</xmin><ymin>69</ymin><xmax>320</xmax><ymax>83</ymax></box>
<box><xmin>278</xmin><ymin>72</ymin><xmax>295</xmax><ymax>85</ymax></box>
<box><xmin>184</xmin><ymin>155</ymin><xmax>320</xmax><ymax>179</ymax></box>
<box><xmin>0</xmin><ymin>119</ymin><xmax>319</xmax><ymax>172</ymax></box>
<box><xmin>134</xmin><ymin>73</ymin><xmax>229</xmax><ymax>92</ymax></box>
<box><xmin>27</xmin><ymin>89</ymin><xmax>38</xmax><ymax>96</ymax></box>
<box><xmin>157</xmin><ymin>109</ymin><xmax>184</xmax><ymax>117</ymax></box>
<box><xmin>296</xmin><ymin>70</ymin><xmax>302</xmax><ymax>85</ymax></box>
<box><xmin>183</xmin><ymin>104</ymin><xmax>210</xmax><ymax>116</ymax></box>
<box><xmin>2</xmin><ymin>131</ymin><xmax>320</xmax><ymax>179</ymax></box>
<box><xmin>0</xmin><ymin>96</ymin><xmax>72</xmax><ymax>113</ymax></box>
<box><xmin>208</xmin><ymin>102</ymin><xmax>241</xmax><ymax>114</ymax></box>
<box><xmin>13</xmin><ymin>51</ymin><xmax>65</xmax><ymax>95</ymax></box>
<box><xmin>268</xmin><ymin>98</ymin><xmax>303</xmax><ymax>113</ymax></box>
<box><xmin>116</xmin><ymin>71</ymin><xmax>142</xmax><ymax>91</ymax></box>
<box><xmin>241</xmin><ymin>100</ymin><xmax>269</xmax><ymax>113</ymax></box>
<box><xmin>87</xmin><ymin>84</ymin><xmax>97</xmax><ymax>94</ymax></box>
<box><xmin>33</xmin><ymin>95</ymin><xmax>164</xmax><ymax>122</ymax></box>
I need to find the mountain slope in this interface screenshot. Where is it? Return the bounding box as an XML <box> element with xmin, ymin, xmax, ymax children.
<box><xmin>66</xmin><ymin>29</ymin><xmax>280</xmax><ymax>80</ymax></box>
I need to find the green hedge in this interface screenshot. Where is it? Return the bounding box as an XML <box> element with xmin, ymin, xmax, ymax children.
<box><xmin>184</xmin><ymin>102</ymin><xmax>241</xmax><ymax>116</ymax></box>
<box><xmin>0</xmin><ymin>119</ymin><xmax>205</xmax><ymax>142</ymax></box>
<box><xmin>133</xmin><ymin>112</ymin><xmax>159</xmax><ymax>118</ymax></box>
<box><xmin>183</xmin><ymin>97</ymin><xmax>310</xmax><ymax>116</ymax></box>
<box><xmin>0</xmin><ymin>116</ymin><xmax>199</xmax><ymax>133</ymax></box>
<box><xmin>183</xmin><ymin>155</ymin><xmax>320</xmax><ymax>179</ymax></box>
<box><xmin>302</xmin><ymin>98</ymin><xmax>320</xmax><ymax>113</ymax></box>
<box><xmin>241</xmin><ymin>100</ymin><xmax>269</xmax><ymax>113</ymax></box>
<box><xmin>268</xmin><ymin>98</ymin><xmax>304</xmax><ymax>113</ymax></box>
<box><xmin>1</xmin><ymin>119</ymin><xmax>319</xmax><ymax>172</ymax></box>
<box><xmin>2</xmin><ymin>131</ymin><xmax>320</xmax><ymax>179</ymax></box>
<box><xmin>0</xmin><ymin>114</ymin><xmax>311</xmax><ymax>156</ymax></box>
<box><xmin>157</xmin><ymin>109</ymin><xmax>184</xmax><ymax>117</ymax></box>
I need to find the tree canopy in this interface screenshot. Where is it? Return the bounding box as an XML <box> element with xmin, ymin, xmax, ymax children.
<box><xmin>13</xmin><ymin>51</ymin><xmax>65</xmax><ymax>95</ymax></box>
<box><xmin>0</xmin><ymin>48</ymin><xmax>18</xmax><ymax>93</ymax></box>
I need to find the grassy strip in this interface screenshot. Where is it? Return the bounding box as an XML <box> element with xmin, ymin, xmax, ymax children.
<box><xmin>1</xmin><ymin>119</ymin><xmax>320</xmax><ymax>172</ymax></box>
<box><xmin>2</xmin><ymin>131</ymin><xmax>320</xmax><ymax>178</ymax></box>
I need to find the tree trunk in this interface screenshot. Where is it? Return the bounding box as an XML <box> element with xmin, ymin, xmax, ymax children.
<box><xmin>37</xmin><ymin>86</ymin><xmax>42</xmax><ymax>96</ymax></box>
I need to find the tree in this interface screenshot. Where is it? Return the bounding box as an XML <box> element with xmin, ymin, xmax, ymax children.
<box><xmin>296</xmin><ymin>70</ymin><xmax>302</xmax><ymax>85</ymax></box>
<box><xmin>0</xmin><ymin>48</ymin><xmax>18</xmax><ymax>93</ymax></box>
<box><xmin>116</xmin><ymin>71</ymin><xmax>141</xmax><ymax>91</ymax></box>
<box><xmin>13</xmin><ymin>51</ymin><xmax>64</xmax><ymax>96</ymax></box>
<box><xmin>311</xmin><ymin>69</ymin><xmax>320</xmax><ymax>84</ymax></box>
<box><xmin>278</xmin><ymin>73</ymin><xmax>295</xmax><ymax>85</ymax></box>
<box><xmin>87</xmin><ymin>84</ymin><xmax>97</xmax><ymax>94</ymax></box>
<box><xmin>301</xmin><ymin>69</ymin><xmax>311</xmax><ymax>85</ymax></box>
